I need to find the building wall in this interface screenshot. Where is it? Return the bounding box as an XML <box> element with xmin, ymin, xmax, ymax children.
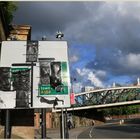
<box><xmin>34</xmin><ymin>112</ymin><xmax>53</xmax><ymax>129</ymax></box>
<box><xmin>34</xmin><ymin>113</ymin><xmax>40</xmax><ymax>129</ymax></box>
<box><xmin>7</xmin><ymin>25</ymin><xmax>31</xmax><ymax>40</ymax></box>
<box><xmin>46</xmin><ymin>112</ymin><xmax>52</xmax><ymax>128</ymax></box>
<box><xmin>81</xmin><ymin>86</ymin><xmax>94</xmax><ymax>92</ymax></box>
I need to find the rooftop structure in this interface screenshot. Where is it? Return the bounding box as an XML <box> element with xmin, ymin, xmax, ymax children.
<box><xmin>7</xmin><ymin>24</ymin><xmax>31</xmax><ymax>40</ymax></box>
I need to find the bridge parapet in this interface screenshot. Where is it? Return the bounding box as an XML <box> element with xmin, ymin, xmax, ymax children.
<box><xmin>74</xmin><ymin>86</ymin><xmax>140</xmax><ymax>109</ymax></box>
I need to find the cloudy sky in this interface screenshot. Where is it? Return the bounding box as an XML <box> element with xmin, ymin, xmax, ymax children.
<box><xmin>13</xmin><ymin>1</ymin><xmax>140</xmax><ymax>92</ymax></box>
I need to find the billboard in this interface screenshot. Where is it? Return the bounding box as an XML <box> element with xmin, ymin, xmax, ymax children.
<box><xmin>0</xmin><ymin>41</ymin><xmax>70</xmax><ymax>109</ymax></box>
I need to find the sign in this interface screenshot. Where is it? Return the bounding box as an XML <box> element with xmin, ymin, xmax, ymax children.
<box><xmin>70</xmin><ymin>93</ymin><xmax>75</xmax><ymax>105</ymax></box>
<box><xmin>0</xmin><ymin>41</ymin><xmax>70</xmax><ymax>109</ymax></box>
<box><xmin>33</xmin><ymin>41</ymin><xmax>70</xmax><ymax>108</ymax></box>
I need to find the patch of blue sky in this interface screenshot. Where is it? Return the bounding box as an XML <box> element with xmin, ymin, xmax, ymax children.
<box><xmin>107</xmin><ymin>75</ymin><xmax>132</xmax><ymax>87</ymax></box>
<box><xmin>70</xmin><ymin>43</ymin><xmax>96</xmax><ymax>69</ymax></box>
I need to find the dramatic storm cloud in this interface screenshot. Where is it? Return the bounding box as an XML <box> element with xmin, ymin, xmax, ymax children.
<box><xmin>13</xmin><ymin>2</ymin><xmax>140</xmax><ymax>92</ymax></box>
<box><xmin>13</xmin><ymin>2</ymin><xmax>91</xmax><ymax>39</ymax></box>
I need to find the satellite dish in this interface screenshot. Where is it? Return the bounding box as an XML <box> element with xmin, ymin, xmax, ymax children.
<box><xmin>56</xmin><ymin>31</ymin><xmax>64</xmax><ymax>39</ymax></box>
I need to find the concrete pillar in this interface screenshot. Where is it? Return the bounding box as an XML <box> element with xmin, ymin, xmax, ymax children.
<box><xmin>46</xmin><ymin>112</ymin><xmax>52</xmax><ymax>128</ymax></box>
<box><xmin>34</xmin><ymin>113</ymin><xmax>40</xmax><ymax>129</ymax></box>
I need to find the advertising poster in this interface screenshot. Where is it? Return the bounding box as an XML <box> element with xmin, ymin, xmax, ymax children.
<box><xmin>11</xmin><ymin>67</ymin><xmax>31</xmax><ymax>108</ymax></box>
<box><xmin>0</xmin><ymin>67</ymin><xmax>11</xmax><ymax>91</ymax></box>
<box><xmin>39</xmin><ymin>61</ymin><xmax>68</xmax><ymax>96</ymax></box>
<box><xmin>26</xmin><ymin>40</ymin><xmax>38</xmax><ymax>62</ymax></box>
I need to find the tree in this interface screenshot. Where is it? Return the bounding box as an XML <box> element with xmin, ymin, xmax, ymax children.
<box><xmin>0</xmin><ymin>2</ymin><xmax>17</xmax><ymax>24</ymax></box>
<box><xmin>102</xmin><ymin>105</ymin><xmax>140</xmax><ymax>116</ymax></box>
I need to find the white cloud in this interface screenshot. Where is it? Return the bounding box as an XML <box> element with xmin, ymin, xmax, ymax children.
<box><xmin>87</xmin><ymin>72</ymin><xmax>104</xmax><ymax>87</ymax></box>
<box><xmin>76</xmin><ymin>68</ymin><xmax>104</xmax><ymax>87</ymax></box>
<box><xmin>69</xmin><ymin>55</ymin><xmax>79</xmax><ymax>63</ymax></box>
<box><xmin>119</xmin><ymin>53</ymin><xmax>140</xmax><ymax>70</ymax></box>
<box><xmin>94</xmin><ymin>70</ymin><xmax>106</xmax><ymax>78</ymax></box>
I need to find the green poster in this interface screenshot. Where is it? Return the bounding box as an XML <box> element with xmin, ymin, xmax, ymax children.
<box><xmin>11</xmin><ymin>67</ymin><xmax>30</xmax><ymax>72</ymax></box>
<box><xmin>39</xmin><ymin>62</ymin><xmax>69</xmax><ymax>96</ymax></box>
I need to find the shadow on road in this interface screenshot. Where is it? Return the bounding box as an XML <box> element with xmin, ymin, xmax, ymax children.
<box><xmin>96</xmin><ymin>118</ymin><xmax>140</xmax><ymax>134</ymax></box>
<box><xmin>78</xmin><ymin>118</ymin><xmax>140</xmax><ymax>139</ymax></box>
<box><xmin>96</xmin><ymin>124</ymin><xmax>140</xmax><ymax>133</ymax></box>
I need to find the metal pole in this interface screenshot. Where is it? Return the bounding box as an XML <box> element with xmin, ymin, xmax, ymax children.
<box><xmin>65</xmin><ymin>108</ymin><xmax>69</xmax><ymax>138</ymax></box>
<box><xmin>73</xmin><ymin>106</ymin><xmax>75</xmax><ymax>128</ymax></box>
<box><xmin>60</xmin><ymin>115</ymin><xmax>62</xmax><ymax>138</ymax></box>
<box><xmin>41</xmin><ymin>108</ymin><xmax>46</xmax><ymax>139</ymax></box>
<box><xmin>61</xmin><ymin>108</ymin><xmax>64</xmax><ymax>139</ymax></box>
<box><xmin>71</xmin><ymin>77</ymin><xmax>74</xmax><ymax>93</ymax></box>
<box><xmin>31</xmin><ymin>62</ymin><xmax>34</xmax><ymax>107</ymax></box>
<box><xmin>4</xmin><ymin>109</ymin><xmax>11</xmax><ymax>138</ymax></box>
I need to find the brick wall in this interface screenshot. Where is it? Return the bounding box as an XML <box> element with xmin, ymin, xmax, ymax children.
<box><xmin>34</xmin><ymin>112</ymin><xmax>53</xmax><ymax>129</ymax></box>
<box><xmin>112</xmin><ymin>113</ymin><xmax>140</xmax><ymax>119</ymax></box>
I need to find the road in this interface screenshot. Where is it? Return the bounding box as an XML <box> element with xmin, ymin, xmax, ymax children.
<box><xmin>78</xmin><ymin>120</ymin><xmax>140</xmax><ymax>139</ymax></box>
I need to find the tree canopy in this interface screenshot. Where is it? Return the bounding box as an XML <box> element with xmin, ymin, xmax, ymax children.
<box><xmin>0</xmin><ymin>2</ymin><xmax>17</xmax><ymax>24</ymax></box>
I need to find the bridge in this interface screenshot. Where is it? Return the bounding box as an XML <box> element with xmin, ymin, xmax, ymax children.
<box><xmin>54</xmin><ymin>85</ymin><xmax>140</xmax><ymax>112</ymax></box>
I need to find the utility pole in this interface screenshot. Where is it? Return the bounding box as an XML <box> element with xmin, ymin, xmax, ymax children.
<box><xmin>4</xmin><ymin>109</ymin><xmax>11</xmax><ymax>138</ymax></box>
<box><xmin>60</xmin><ymin>108</ymin><xmax>65</xmax><ymax>139</ymax></box>
<box><xmin>41</xmin><ymin>108</ymin><xmax>46</xmax><ymax>139</ymax></box>
<box><xmin>65</xmin><ymin>108</ymin><xmax>69</xmax><ymax>138</ymax></box>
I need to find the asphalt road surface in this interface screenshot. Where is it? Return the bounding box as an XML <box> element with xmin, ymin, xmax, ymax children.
<box><xmin>78</xmin><ymin>121</ymin><xmax>140</xmax><ymax>139</ymax></box>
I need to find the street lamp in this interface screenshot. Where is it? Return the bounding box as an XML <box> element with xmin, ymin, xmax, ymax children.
<box><xmin>71</xmin><ymin>77</ymin><xmax>76</xmax><ymax>93</ymax></box>
<box><xmin>56</xmin><ymin>31</ymin><xmax>64</xmax><ymax>40</ymax></box>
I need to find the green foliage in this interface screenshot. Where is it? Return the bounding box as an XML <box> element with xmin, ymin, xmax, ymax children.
<box><xmin>102</xmin><ymin>105</ymin><xmax>140</xmax><ymax>116</ymax></box>
<box><xmin>0</xmin><ymin>2</ymin><xmax>17</xmax><ymax>24</ymax></box>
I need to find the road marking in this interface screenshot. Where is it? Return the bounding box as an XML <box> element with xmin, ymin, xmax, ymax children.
<box><xmin>89</xmin><ymin>126</ymin><xmax>94</xmax><ymax>138</ymax></box>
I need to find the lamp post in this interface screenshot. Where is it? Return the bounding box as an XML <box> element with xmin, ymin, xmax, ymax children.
<box><xmin>71</xmin><ymin>77</ymin><xmax>76</xmax><ymax>93</ymax></box>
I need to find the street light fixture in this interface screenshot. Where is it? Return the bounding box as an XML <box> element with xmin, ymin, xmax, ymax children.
<box><xmin>56</xmin><ymin>31</ymin><xmax>64</xmax><ymax>40</ymax></box>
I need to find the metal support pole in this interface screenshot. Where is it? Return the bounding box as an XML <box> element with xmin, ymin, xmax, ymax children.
<box><xmin>4</xmin><ymin>109</ymin><xmax>11</xmax><ymax>138</ymax></box>
<box><xmin>60</xmin><ymin>115</ymin><xmax>62</xmax><ymax>138</ymax></box>
<box><xmin>41</xmin><ymin>108</ymin><xmax>46</xmax><ymax>139</ymax></box>
<box><xmin>60</xmin><ymin>108</ymin><xmax>65</xmax><ymax>139</ymax></box>
<box><xmin>65</xmin><ymin>108</ymin><xmax>69</xmax><ymax>138</ymax></box>
<box><xmin>71</xmin><ymin>77</ymin><xmax>74</xmax><ymax>93</ymax></box>
<box><xmin>31</xmin><ymin>62</ymin><xmax>34</xmax><ymax>107</ymax></box>
<box><xmin>72</xmin><ymin>106</ymin><xmax>75</xmax><ymax>128</ymax></box>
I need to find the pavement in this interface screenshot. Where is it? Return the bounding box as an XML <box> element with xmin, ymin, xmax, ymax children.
<box><xmin>35</xmin><ymin>126</ymin><xmax>89</xmax><ymax>139</ymax></box>
<box><xmin>35</xmin><ymin>120</ymin><xmax>104</xmax><ymax>139</ymax></box>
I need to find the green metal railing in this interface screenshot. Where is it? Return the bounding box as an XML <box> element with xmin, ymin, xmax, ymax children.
<box><xmin>74</xmin><ymin>87</ymin><xmax>140</xmax><ymax>107</ymax></box>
